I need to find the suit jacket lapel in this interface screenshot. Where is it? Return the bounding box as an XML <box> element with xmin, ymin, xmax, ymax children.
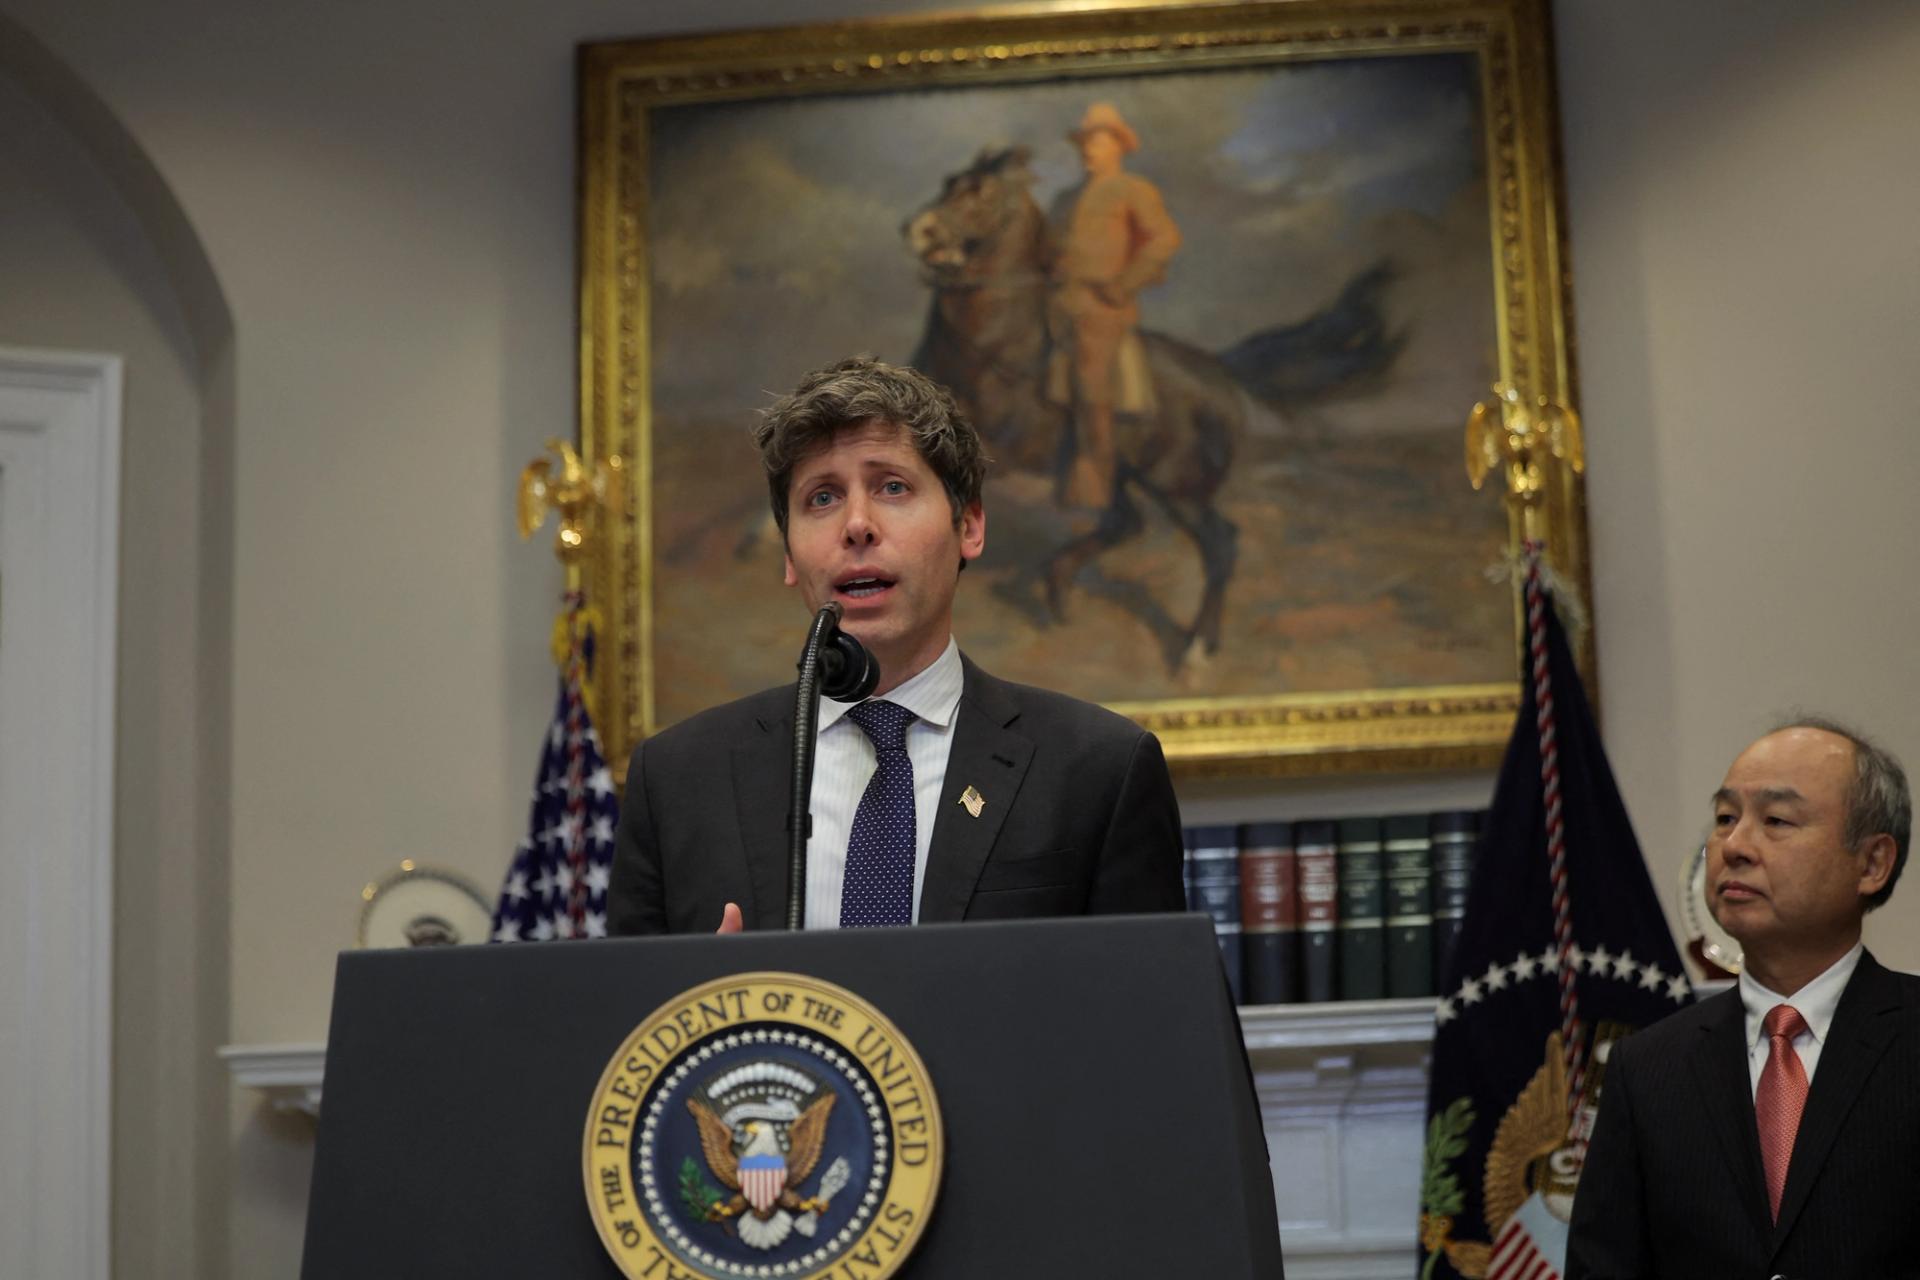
<box><xmin>1687</xmin><ymin>988</ymin><xmax>1772</xmax><ymax>1238</ymax></box>
<box><xmin>916</xmin><ymin>657</ymin><xmax>1033</xmax><ymax>924</ymax></box>
<box><xmin>730</xmin><ymin>702</ymin><xmax>793</xmax><ymax>932</ymax></box>
<box><xmin>1771</xmin><ymin>951</ymin><xmax>1905</xmax><ymax>1252</ymax></box>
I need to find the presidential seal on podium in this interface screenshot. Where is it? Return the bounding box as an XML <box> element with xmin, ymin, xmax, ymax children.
<box><xmin>584</xmin><ymin>973</ymin><xmax>943</xmax><ymax>1280</ymax></box>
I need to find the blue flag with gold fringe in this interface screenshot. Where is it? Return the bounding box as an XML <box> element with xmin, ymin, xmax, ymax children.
<box><xmin>1418</xmin><ymin>571</ymin><xmax>1692</xmax><ymax>1280</ymax></box>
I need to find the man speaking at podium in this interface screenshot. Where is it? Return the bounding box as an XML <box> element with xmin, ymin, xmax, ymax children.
<box><xmin>608</xmin><ymin>356</ymin><xmax>1185</xmax><ymax>936</ymax></box>
<box><xmin>1566</xmin><ymin>718</ymin><xmax>1919</xmax><ymax>1279</ymax></box>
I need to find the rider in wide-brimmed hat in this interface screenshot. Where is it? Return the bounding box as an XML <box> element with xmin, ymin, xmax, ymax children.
<box><xmin>1048</xmin><ymin>102</ymin><xmax>1180</xmax><ymax>510</ymax></box>
<box><xmin>1067</xmin><ymin>101</ymin><xmax>1141</xmax><ymax>153</ymax></box>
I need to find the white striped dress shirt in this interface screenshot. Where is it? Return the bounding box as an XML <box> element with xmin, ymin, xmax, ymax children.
<box><xmin>1738</xmin><ymin>941</ymin><xmax>1861</xmax><ymax>1097</ymax></box>
<box><xmin>803</xmin><ymin>637</ymin><xmax>964</xmax><ymax>929</ymax></box>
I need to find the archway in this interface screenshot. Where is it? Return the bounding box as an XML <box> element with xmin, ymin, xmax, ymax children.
<box><xmin>0</xmin><ymin>15</ymin><xmax>236</xmax><ymax>1278</ymax></box>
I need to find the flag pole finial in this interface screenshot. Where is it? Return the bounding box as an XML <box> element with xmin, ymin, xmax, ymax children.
<box><xmin>492</xmin><ymin>447</ymin><xmax>625</xmax><ymax>946</ymax></box>
<box><xmin>1465</xmin><ymin>382</ymin><xmax>1583</xmax><ymax>548</ymax></box>
<box><xmin>517</xmin><ymin>439</ymin><xmax>625</xmax><ymax>597</ymax></box>
<box><xmin>1467</xmin><ymin>381</ymin><xmax>1591</xmax><ymax>1135</ymax></box>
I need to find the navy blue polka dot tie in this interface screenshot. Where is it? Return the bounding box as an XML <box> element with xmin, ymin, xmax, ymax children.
<box><xmin>839</xmin><ymin>699</ymin><xmax>917</xmax><ymax>928</ymax></box>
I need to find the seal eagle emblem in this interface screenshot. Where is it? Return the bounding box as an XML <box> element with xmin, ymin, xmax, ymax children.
<box><xmin>685</xmin><ymin>1062</ymin><xmax>850</xmax><ymax>1249</ymax></box>
<box><xmin>583</xmin><ymin>972</ymin><xmax>943</xmax><ymax>1280</ymax></box>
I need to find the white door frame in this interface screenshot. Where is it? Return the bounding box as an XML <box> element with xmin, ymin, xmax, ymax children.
<box><xmin>0</xmin><ymin>346</ymin><xmax>120</xmax><ymax>1279</ymax></box>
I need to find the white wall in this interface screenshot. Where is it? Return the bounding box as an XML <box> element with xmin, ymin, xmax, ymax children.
<box><xmin>1556</xmin><ymin>0</ymin><xmax>1920</xmax><ymax>971</ymax></box>
<box><xmin>0</xmin><ymin>0</ymin><xmax>1914</xmax><ymax>1275</ymax></box>
<box><xmin>0</xmin><ymin>38</ymin><xmax>236</xmax><ymax>1280</ymax></box>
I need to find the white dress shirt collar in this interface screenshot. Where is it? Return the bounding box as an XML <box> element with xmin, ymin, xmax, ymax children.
<box><xmin>1740</xmin><ymin>941</ymin><xmax>1863</xmax><ymax>1056</ymax></box>
<box><xmin>818</xmin><ymin>636</ymin><xmax>962</xmax><ymax>732</ymax></box>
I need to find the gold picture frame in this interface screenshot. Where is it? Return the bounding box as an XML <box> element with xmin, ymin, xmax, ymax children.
<box><xmin>578</xmin><ymin>0</ymin><xmax>1587</xmax><ymax>778</ymax></box>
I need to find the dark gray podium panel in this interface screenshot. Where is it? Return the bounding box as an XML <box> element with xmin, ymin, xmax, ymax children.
<box><xmin>303</xmin><ymin>914</ymin><xmax>1281</xmax><ymax>1279</ymax></box>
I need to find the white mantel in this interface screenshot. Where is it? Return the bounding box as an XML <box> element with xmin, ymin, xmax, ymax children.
<box><xmin>217</xmin><ymin>1042</ymin><xmax>327</xmax><ymax>1118</ymax></box>
<box><xmin>1243</xmin><ymin>1001</ymin><xmax>1432</xmax><ymax>1279</ymax></box>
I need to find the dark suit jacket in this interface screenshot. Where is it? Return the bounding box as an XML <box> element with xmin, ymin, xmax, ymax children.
<box><xmin>1566</xmin><ymin>950</ymin><xmax>1920</xmax><ymax>1280</ymax></box>
<box><xmin>607</xmin><ymin>654</ymin><xmax>1185</xmax><ymax>934</ymax></box>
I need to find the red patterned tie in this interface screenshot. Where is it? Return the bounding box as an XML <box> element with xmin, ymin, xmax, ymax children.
<box><xmin>1756</xmin><ymin>1003</ymin><xmax>1810</xmax><ymax>1221</ymax></box>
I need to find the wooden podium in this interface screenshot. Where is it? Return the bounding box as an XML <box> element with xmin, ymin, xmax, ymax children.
<box><xmin>302</xmin><ymin>914</ymin><xmax>1284</xmax><ymax>1278</ymax></box>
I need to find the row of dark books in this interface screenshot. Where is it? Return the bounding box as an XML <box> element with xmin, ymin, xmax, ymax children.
<box><xmin>1183</xmin><ymin>810</ymin><xmax>1487</xmax><ymax>1006</ymax></box>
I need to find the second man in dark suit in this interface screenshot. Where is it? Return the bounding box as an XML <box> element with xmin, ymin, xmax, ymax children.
<box><xmin>608</xmin><ymin>355</ymin><xmax>1185</xmax><ymax>935</ymax></box>
<box><xmin>1567</xmin><ymin>717</ymin><xmax>1918</xmax><ymax>1279</ymax></box>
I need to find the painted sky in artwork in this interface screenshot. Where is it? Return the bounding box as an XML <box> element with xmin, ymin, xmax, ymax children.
<box><xmin>646</xmin><ymin>53</ymin><xmax>1489</xmax><ymax>424</ymax></box>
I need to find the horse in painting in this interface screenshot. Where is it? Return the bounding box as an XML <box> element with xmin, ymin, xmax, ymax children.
<box><xmin>904</xmin><ymin>146</ymin><xmax>1248</xmax><ymax>668</ymax></box>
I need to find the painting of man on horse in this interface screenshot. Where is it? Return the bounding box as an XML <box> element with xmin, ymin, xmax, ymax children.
<box><xmin>904</xmin><ymin>107</ymin><xmax>1406</xmax><ymax>672</ymax></box>
<box><xmin>639</xmin><ymin>54</ymin><xmax>1511</xmax><ymax>720</ymax></box>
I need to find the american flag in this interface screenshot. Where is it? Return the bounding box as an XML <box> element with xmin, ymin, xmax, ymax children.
<box><xmin>492</xmin><ymin>602</ymin><xmax>618</xmax><ymax>942</ymax></box>
<box><xmin>1489</xmin><ymin>1209</ymin><xmax>1560</xmax><ymax>1280</ymax></box>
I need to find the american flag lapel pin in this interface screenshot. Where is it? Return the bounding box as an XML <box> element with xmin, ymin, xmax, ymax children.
<box><xmin>959</xmin><ymin>785</ymin><xmax>985</xmax><ymax>818</ymax></box>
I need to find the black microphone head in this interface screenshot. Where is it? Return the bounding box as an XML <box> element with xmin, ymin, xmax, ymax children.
<box><xmin>819</xmin><ymin>630</ymin><xmax>880</xmax><ymax>701</ymax></box>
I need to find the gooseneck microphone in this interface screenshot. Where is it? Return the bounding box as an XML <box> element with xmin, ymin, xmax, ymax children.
<box><xmin>786</xmin><ymin>603</ymin><xmax>881</xmax><ymax>929</ymax></box>
<box><xmin>817</xmin><ymin>621</ymin><xmax>881</xmax><ymax>703</ymax></box>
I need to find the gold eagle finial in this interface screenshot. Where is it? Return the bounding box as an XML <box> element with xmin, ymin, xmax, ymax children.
<box><xmin>1464</xmin><ymin>382</ymin><xmax>1583</xmax><ymax>543</ymax></box>
<box><xmin>517</xmin><ymin>439</ymin><xmax>624</xmax><ymax>589</ymax></box>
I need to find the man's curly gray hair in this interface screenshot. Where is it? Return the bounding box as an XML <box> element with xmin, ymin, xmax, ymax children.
<box><xmin>1772</xmin><ymin>714</ymin><xmax>1910</xmax><ymax>910</ymax></box>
